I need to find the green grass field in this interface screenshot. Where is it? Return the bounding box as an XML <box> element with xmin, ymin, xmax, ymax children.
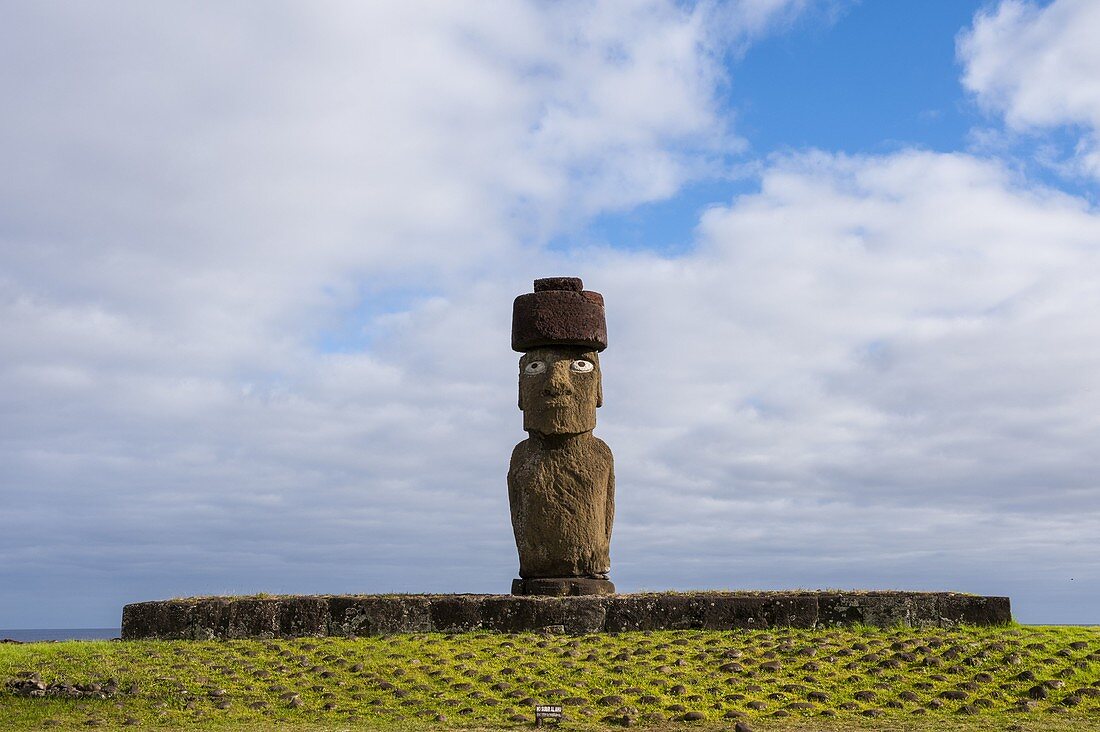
<box><xmin>2</xmin><ymin>624</ymin><xmax>1097</xmax><ymax>730</ymax></box>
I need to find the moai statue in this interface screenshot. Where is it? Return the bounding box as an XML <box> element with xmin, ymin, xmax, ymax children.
<box><xmin>508</xmin><ymin>277</ymin><xmax>615</xmax><ymax>596</ymax></box>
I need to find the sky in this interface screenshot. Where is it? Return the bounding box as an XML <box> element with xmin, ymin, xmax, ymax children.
<box><xmin>2</xmin><ymin>0</ymin><xmax>1098</xmax><ymax>628</ymax></box>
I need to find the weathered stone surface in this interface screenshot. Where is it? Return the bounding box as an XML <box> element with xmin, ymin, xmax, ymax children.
<box><xmin>517</xmin><ymin>347</ymin><xmax>604</xmax><ymax>434</ymax></box>
<box><xmin>428</xmin><ymin>595</ymin><xmax>485</xmax><ymax>632</ymax></box>
<box><xmin>277</xmin><ymin>596</ymin><xmax>328</xmax><ymax>637</ymax></box>
<box><xmin>509</xmin><ymin>429</ymin><xmax>614</xmax><ymax>580</ymax></box>
<box><xmin>121</xmin><ymin>591</ymin><xmax>1011</xmax><ymax>639</ymax></box>
<box><xmin>330</xmin><ymin>596</ymin><xmax>432</xmax><ymax>636</ymax></box>
<box><xmin>479</xmin><ymin>595</ymin><xmax>606</xmax><ymax>634</ymax></box>
<box><xmin>122</xmin><ymin>599</ymin><xmax>193</xmax><ymax>639</ymax></box>
<box><xmin>605</xmin><ymin>593</ymin><xmax>702</xmax><ymax>631</ymax></box>
<box><xmin>512</xmin><ymin>577</ymin><xmax>616</xmax><ymax>596</ymax></box>
<box><xmin>512</xmin><ymin>278</ymin><xmax>607</xmax><ymax>352</ymax></box>
<box><xmin>226</xmin><ymin>598</ymin><xmax>280</xmax><ymax>639</ymax></box>
<box><xmin>816</xmin><ymin>593</ymin><xmax>913</xmax><ymax>628</ymax></box>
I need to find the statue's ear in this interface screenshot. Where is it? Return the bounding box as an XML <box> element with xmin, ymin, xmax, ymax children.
<box><xmin>518</xmin><ymin>374</ymin><xmax>524</xmax><ymax>411</ymax></box>
<box><xmin>596</xmin><ymin>371</ymin><xmax>603</xmax><ymax>408</ymax></box>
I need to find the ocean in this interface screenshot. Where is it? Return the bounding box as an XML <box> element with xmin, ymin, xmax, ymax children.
<box><xmin>0</xmin><ymin>628</ymin><xmax>119</xmax><ymax>642</ymax></box>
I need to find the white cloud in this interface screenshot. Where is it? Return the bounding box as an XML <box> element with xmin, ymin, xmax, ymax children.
<box><xmin>959</xmin><ymin>0</ymin><xmax>1100</xmax><ymax>176</ymax></box>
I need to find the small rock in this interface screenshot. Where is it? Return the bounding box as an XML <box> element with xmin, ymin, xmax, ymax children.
<box><xmin>1028</xmin><ymin>685</ymin><xmax>1050</xmax><ymax>700</ymax></box>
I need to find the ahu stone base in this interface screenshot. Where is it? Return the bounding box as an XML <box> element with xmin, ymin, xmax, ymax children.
<box><xmin>122</xmin><ymin>591</ymin><xmax>1010</xmax><ymax>640</ymax></box>
<box><xmin>512</xmin><ymin>577</ymin><xmax>616</xmax><ymax>596</ymax></box>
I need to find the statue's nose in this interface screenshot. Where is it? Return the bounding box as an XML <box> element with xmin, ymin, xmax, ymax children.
<box><xmin>543</xmin><ymin>365</ymin><xmax>573</xmax><ymax>397</ymax></box>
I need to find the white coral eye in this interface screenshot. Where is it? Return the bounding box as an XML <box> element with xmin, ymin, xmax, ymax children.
<box><xmin>570</xmin><ymin>359</ymin><xmax>594</xmax><ymax>373</ymax></box>
<box><xmin>524</xmin><ymin>361</ymin><xmax>546</xmax><ymax>375</ymax></box>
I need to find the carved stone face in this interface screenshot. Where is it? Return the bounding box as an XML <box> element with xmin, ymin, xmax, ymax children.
<box><xmin>518</xmin><ymin>346</ymin><xmax>602</xmax><ymax>435</ymax></box>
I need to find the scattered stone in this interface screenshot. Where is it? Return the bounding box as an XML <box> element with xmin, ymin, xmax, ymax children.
<box><xmin>1028</xmin><ymin>685</ymin><xmax>1050</xmax><ymax>700</ymax></box>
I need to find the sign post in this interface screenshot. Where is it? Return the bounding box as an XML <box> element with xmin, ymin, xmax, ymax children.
<box><xmin>534</xmin><ymin>703</ymin><xmax>563</xmax><ymax>726</ymax></box>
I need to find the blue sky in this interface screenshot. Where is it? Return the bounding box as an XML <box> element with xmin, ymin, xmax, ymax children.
<box><xmin>2</xmin><ymin>0</ymin><xmax>1099</xmax><ymax>629</ymax></box>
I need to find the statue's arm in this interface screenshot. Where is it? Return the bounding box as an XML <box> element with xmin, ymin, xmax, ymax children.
<box><xmin>507</xmin><ymin>441</ymin><xmax>526</xmax><ymax>512</ymax></box>
<box><xmin>605</xmin><ymin>449</ymin><xmax>615</xmax><ymax>544</ymax></box>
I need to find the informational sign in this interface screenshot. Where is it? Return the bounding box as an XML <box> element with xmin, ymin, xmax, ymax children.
<box><xmin>534</xmin><ymin>704</ymin><xmax>563</xmax><ymax>726</ymax></box>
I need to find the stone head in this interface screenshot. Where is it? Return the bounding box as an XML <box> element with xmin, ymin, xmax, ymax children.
<box><xmin>518</xmin><ymin>346</ymin><xmax>602</xmax><ymax>435</ymax></box>
<box><xmin>511</xmin><ymin>276</ymin><xmax>607</xmax><ymax>436</ymax></box>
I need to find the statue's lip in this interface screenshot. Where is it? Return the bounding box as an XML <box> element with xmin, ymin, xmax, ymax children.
<box><xmin>537</xmin><ymin>399</ymin><xmax>573</xmax><ymax>407</ymax></box>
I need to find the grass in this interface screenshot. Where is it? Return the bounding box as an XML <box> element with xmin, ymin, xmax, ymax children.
<box><xmin>1</xmin><ymin>624</ymin><xmax>1097</xmax><ymax>730</ymax></box>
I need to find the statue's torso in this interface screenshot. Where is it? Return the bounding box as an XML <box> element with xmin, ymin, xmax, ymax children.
<box><xmin>507</xmin><ymin>433</ymin><xmax>614</xmax><ymax>578</ymax></box>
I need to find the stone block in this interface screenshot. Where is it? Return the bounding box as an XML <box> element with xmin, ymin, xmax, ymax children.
<box><xmin>329</xmin><ymin>595</ymin><xmax>432</xmax><ymax>636</ymax></box>
<box><xmin>121</xmin><ymin>600</ymin><xmax>193</xmax><ymax>640</ymax></box>
<box><xmin>605</xmin><ymin>593</ymin><xmax>702</xmax><ymax>631</ymax></box>
<box><xmin>428</xmin><ymin>595</ymin><xmax>484</xmax><ymax>632</ymax></box>
<box><xmin>189</xmin><ymin>599</ymin><xmax>230</xmax><ymax>640</ymax></box>
<box><xmin>512</xmin><ymin>577</ymin><xmax>615</xmax><ymax>596</ymax></box>
<box><xmin>277</xmin><ymin>596</ymin><xmax>329</xmax><ymax>637</ymax></box>
<box><xmin>225</xmin><ymin>599</ymin><xmax>280</xmax><ymax>639</ymax></box>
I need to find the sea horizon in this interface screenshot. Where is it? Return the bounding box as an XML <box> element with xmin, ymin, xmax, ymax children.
<box><xmin>1</xmin><ymin>628</ymin><xmax>120</xmax><ymax>642</ymax></box>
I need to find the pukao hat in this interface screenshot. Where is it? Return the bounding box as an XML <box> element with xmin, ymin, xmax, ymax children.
<box><xmin>511</xmin><ymin>277</ymin><xmax>607</xmax><ymax>352</ymax></box>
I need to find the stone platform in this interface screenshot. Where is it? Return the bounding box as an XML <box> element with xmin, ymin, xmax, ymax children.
<box><xmin>122</xmin><ymin>591</ymin><xmax>1010</xmax><ymax>640</ymax></box>
<box><xmin>512</xmin><ymin>577</ymin><xmax>616</xmax><ymax>596</ymax></box>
